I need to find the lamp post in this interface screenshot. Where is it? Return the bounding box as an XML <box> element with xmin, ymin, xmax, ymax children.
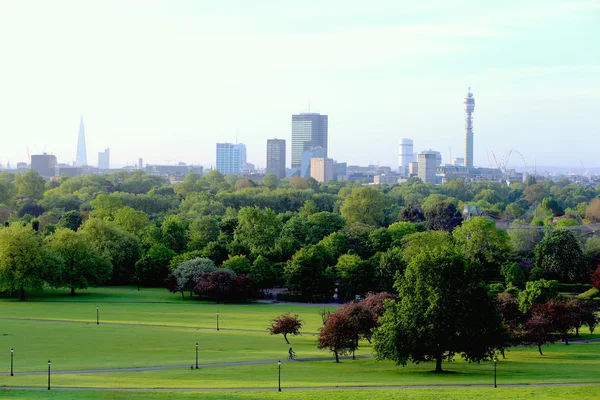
<box><xmin>195</xmin><ymin>342</ymin><xmax>199</xmax><ymax>369</ymax></box>
<box><xmin>216</xmin><ymin>312</ymin><xmax>219</xmax><ymax>331</ymax></box>
<box><xmin>96</xmin><ymin>306</ymin><xmax>99</xmax><ymax>325</ymax></box>
<box><xmin>278</xmin><ymin>360</ymin><xmax>281</xmax><ymax>392</ymax></box>
<box><xmin>494</xmin><ymin>357</ymin><xmax>498</xmax><ymax>388</ymax></box>
<box><xmin>10</xmin><ymin>348</ymin><xmax>14</xmax><ymax>376</ymax></box>
<box><xmin>47</xmin><ymin>360</ymin><xmax>51</xmax><ymax>390</ymax></box>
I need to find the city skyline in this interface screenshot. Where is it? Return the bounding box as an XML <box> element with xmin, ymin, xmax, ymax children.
<box><xmin>0</xmin><ymin>1</ymin><xmax>598</xmax><ymax>170</ymax></box>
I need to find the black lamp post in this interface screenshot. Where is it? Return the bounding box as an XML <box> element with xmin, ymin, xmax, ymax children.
<box><xmin>47</xmin><ymin>360</ymin><xmax>51</xmax><ymax>390</ymax></box>
<box><xmin>278</xmin><ymin>360</ymin><xmax>281</xmax><ymax>392</ymax></box>
<box><xmin>195</xmin><ymin>342</ymin><xmax>199</xmax><ymax>369</ymax></box>
<box><xmin>10</xmin><ymin>348</ymin><xmax>14</xmax><ymax>376</ymax></box>
<box><xmin>494</xmin><ymin>357</ymin><xmax>498</xmax><ymax>388</ymax></box>
<box><xmin>96</xmin><ymin>306</ymin><xmax>99</xmax><ymax>325</ymax></box>
<box><xmin>216</xmin><ymin>312</ymin><xmax>219</xmax><ymax>331</ymax></box>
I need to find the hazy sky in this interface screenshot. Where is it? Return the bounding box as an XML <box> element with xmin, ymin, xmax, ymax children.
<box><xmin>0</xmin><ymin>0</ymin><xmax>598</xmax><ymax>170</ymax></box>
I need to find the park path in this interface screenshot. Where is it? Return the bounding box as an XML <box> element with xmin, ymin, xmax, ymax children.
<box><xmin>0</xmin><ymin>355</ymin><xmax>372</xmax><ymax>376</ymax></box>
<box><xmin>0</xmin><ymin>317</ymin><xmax>319</xmax><ymax>335</ymax></box>
<box><xmin>2</xmin><ymin>382</ymin><xmax>600</xmax><ymax>392</ymax></box>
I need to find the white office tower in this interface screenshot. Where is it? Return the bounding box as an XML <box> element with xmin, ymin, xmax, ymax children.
<box><xmin>464</xmin><ymin>88</ymin><xmax>475</xmax><ymax>169</ymax></box>
<box><xmin>399</xmin><ymin>138</ymin><xmax>414</xmax><ymax>175</ymax></box>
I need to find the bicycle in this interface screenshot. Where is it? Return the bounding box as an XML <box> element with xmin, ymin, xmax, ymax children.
<box><xmin>287</xmin><ymin>351</ymin><xmax>296</xmax><ymax>360</ymax></box>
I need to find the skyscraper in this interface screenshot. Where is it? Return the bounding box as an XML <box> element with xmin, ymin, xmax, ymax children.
<box><xmin>216</xmin><ymin>143</ymin><xmax>247</xmax><ymax>175</ymax></box>
<box><xmin>291</xmin><ymin>113</ymin><xmax>328</xmax><ymax>168</ymax></box>
<box><xmin>418</xmin><ymin>151</ymin><xmax>438</xmax><ymax>184</ymax></box>
<box><xmin>310</xmin><ymin>157</ymin><xmax>334</xmax><ymax>183</ymax></box>
<box><xmin>75</xmin><ymin>116</ymin><xmax>87</xmax><ymax>166</ymax></box>
<box><xmin>31</xmin><ymin>153</ymin><xmax>57</xmax><ymax>177</ymax></box>
<box><xmin>464</xmin><ymin>88</ymin><xmax>475</xmax><ymax>169</ymax></box>
<box><xmin>266</xmin><ymin>139</ymin><xmax>286</xmax><ymax>178</ymax></box>
<box><xmin>399</xmin><ymin>138</ymin><xmax>414</xmax><ymax>174</ymax></box>
<box><xmin>98</xmin><ymin>148</ymin><xmax>110</xmax><ymax>169</ymax></box>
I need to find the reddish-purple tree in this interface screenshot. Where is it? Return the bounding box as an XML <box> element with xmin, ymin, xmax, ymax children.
<box><xmin>362</xmin><ymin>292</ymin><xmax>394</xmax><ymax>320</ymax></box>
<box><xmin>591</xmin><ymin>265</ymin><xmax>600</xmax><ymax>289</ymax></box>
<box><xmin>496</xmin><ymin>292</ymin><xmax>527</xmax><ymax>356</ymax></box>
<box><xmin>194</xmin><ymin>270</ymin><xmax>235</xmax><ymax>301</ymax></box>
<box><xmin>566</xmin><ymin>298</ymin><xmax>598</xmax><ymax>337</ymax></box>
<box><xmin>522</xmin><ymin>313</ymin><xmax>556</xmax><ymax>355</ymax></box>
<box><xmin>267</xmin><ymin>313</ymin><xmax>304</xmax><ymax>344</ymax></box>
<box><xmin>317</xmin><ymin>312</ymin><xmax>358</xmax><ymax>362</ymax></box>
<box><xmin>534</xmin><ymin>300</ymin><xmax>577</xmax><ymax>345</ymax></box>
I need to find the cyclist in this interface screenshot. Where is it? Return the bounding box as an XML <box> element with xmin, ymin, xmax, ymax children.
<box><xmin>288</xmin><ymin>347</ymin><xmax>296</xmax><ymax>360</ymax></box>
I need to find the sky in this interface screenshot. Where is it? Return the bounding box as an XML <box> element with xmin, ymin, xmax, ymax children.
<box><xmin>0</xmin><ymin>0</ymin><xmax>598</xmax><ymax>171</ymax></box>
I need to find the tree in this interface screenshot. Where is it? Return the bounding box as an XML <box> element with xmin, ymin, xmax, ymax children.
<box><xmin>89</xmin><ymin>194</ymin><xmax>124</xmax><ymax>219</ymax></box>
<box><xmin>45</xmin><ymin>228</ymin><xmax>112</xmax><ymax>295</ymax></box>
<box><xmin>373</xmin><ymin>243</ymin><xmax>505</xmax><ymax>373</ymax></box>
<box><xmin>567</xmin><ymin>298</ymin><xmax>598</xmax><ymax>337</ymax></box>
<box><xmin>532</xmin><ymin>300</ymin><xmax>576</xmax><ymax>345</ymax></box>
<box><xmin>317</xmin><ymin>311</ymin><xmax>359</xmax><ymax>362</ymax></box>
<box><xmin>170</xmin><ymin>257</ymin><xmax>217</xmax><ymax>298</ymax></box>
<box><xmin>423</xmin><ymin>200</ymin><xmax>463</xmax><ymax>232</ymax></box>
<box><xmin>112</xmin><ymin>206</ymin><xmax>149</xmax><ymax>236</ymax></box>
<box><xmin>0</xmin><ymin>223</ymin><xmax>47</xmax><ymax>300</ymax></box>
<box><xmin>376</xmin><ymin>247</ymin><xmax>405</xmax><ymax>292</ymax></box>
<box><xmin>504</xmin><ymin>263</ymin><xmax>527</xmax><ymax>288</ymax></box>
<box><xmin>251</xmin><ymin>255</ymin><xmax>276</xmax><ymax>288</ymax></box>
<box><xmin>221</xmin><ymin>255</ymin><xmax>252</xmax><ymax>274</ymax></box>
<box><xmin>522</xmin><ymin>312</ymin><xmax>556</xmax><ymax>355</ymax></box>
<box><xmin>194</xmin><ymin>269</ymin><xmax>237</xmax><ymax>301</ymax></box>
<box><xmin>518</xmin><ymin>279</ymin><xmax>560</xmax><ymax>312</ymax></box>
<box><xmin>497</xmin><ymin>293</ymin><xmax>526</xmax><ymax>352</ymax></box>
<box><xmin>57</xmin><ymin>210</ymin><xmax>83</xmax><ymax>231</ymax></box>
<box><xmin>585</xmin><ymin>198</ymin><xmax>600</xmax><ymax>222</ymax></box>
<box><xmin>81</xmin><ymin>218</ymin><xmax>143</xmax><ymax>285</ymax></box>
<box><xmin>535</xmin><ymin>229</ymin><xmax>586</xmax><ymax>281</ymax></box>
<box><xmin>285</xmin><ymin>245</ymin><xmax>336</xmax><ymax>302</ymax></box>
<box><xmin>234</xmin><ymin>206</ymin><xmax>282</xmax><ymax>254</ymax></box>
<box><xmin>261</xmin><ymin>173</ymin><xmax>280</xmax><ymax>189</ymax></box>
<box><xmin>340</xmin><ymin>187</ymin><xmax>388</xmax><ymax>226</ymax></box>
<box><xmin>336</xmin><ymin>254</ymin><xmax>374</xmax><ymax>301</ymax></box>
<box><xmin>307</xmin><ymin>212</ymin><xmax>346</xmax><ymax>243</ymax></box>
<box><xmin>592</xmin><ymin>265</ymin><xmax>600</xmax><ymax>289</ymax></box>
<box><xmin>453</xmin><ymin>217</ymin><xmax>511</xmax><ymax>276</ymax></box>
<box><xmin>135</xmin><ymin>245</ymin><xmax>176</xmax><ymax>287</ymax></box>
<box><xmin>160</xmin><ymin>215</ymin><xmax>188</xmax><ymax>253</ymax></box>
<box><xmin>14</xmin><ymin>169</ymin><xmax>46</xmax><ymax>200</ymax></box>
<box><xmin>268</xmin><ymin>312</ymin><xmax>303</xmax><ymax>344</ymax></box>
<box><xmin>188</xmin><ymin>216</ymin><xmax>220</xmax><ymax>250</ymax></box>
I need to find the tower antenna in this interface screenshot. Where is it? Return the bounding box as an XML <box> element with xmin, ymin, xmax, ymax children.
<box><xmin>308</xmin><ymin>98</ymin><xmax>311</xmax><ymax>113</ymax></box>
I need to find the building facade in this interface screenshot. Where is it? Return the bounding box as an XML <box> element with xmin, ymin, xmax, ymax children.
<box><xmin>310</xmin><ymin>157</ymin><xmax>334</xmax><ymax>183</ymax></box>
<box><xmin>75</xmin><ymin>116</ymin><xmax>87</xmax><ymax>166</ymax></box>
<box><xmin>418</xmin><ymin>151</ymin><xmax>438</xmax><ymax>184</ymax></box>
<box><xmin>300</xmin><ymin>146</ymin><xmax>327</xmax><ymax>178</ymax></box>
<box><xmin>98</xmin><ymin>148</ymin><xmax>110</xmax><ymax>169</ymax></box>
<box><xmin>266</xmin><ymin>139</ymin><xmax>286</xmax><ymax>178</ymax></box>
<box><xmin>31</xmin><ymin>153</ymin><xmax>57</xmax><ymax>177</ymax></box>
<box><xmin>291</xmin><ymin>113</ymin><xmax>328</xmax><ymax>168</ymax></box>
<box><xmin>216</xmin><ymin>143</ymin><xmax>247</xmax><ymax>175</ymax></box>
<box><xmin>399</xmin><ymin>138</ymin><xmax>414</xmax><ymax>175</ymax></box>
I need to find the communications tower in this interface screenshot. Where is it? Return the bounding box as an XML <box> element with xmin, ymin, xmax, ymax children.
<box><xmin>464</xmin><ymin>88</ymin><xmax>475</xmax><ymax>169</ymax></box>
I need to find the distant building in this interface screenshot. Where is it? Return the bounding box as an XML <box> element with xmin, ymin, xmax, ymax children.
<box><xmin>266</xmin><ymin>139</ymin><xmax>286</xmax><ymax>178</ymax></box>
<box><xmin>463</xmin><ymin>204</ymin><xmax>484</xmax><ymax>220</ymax></box>
<box><xmin>333</xmin><ymin>162</ymin><xmax>347</xmax><ymax>181</ymax></box>
<box><xmin>138</xmin><ymin>158</ymin><xmax>144</xmax><ymax>170</ymax></box>
<box><xmin>75</xmin><ymin>116</ymin><xmax>87</xmax><ymax>166</ymax></box>
<box><xmin>310</xmin><ymin>157</ymin><xmax>334</xmax><ymax>183</ymax></box>
<box><xmin>56</xmin><ymin>165</ymin><xmax>84</xmax><ymax>178</ymax></box>
<box><xmin>418</xmin><ymin>151</ymin><xmax>437</xmax><ymax>184</ymax></box>
<box><xmin>145</xmin><ymin>164</ymin><xmax>203</xmax><ymax>177</ymax></box>
<box><xmin>216</xmin><ymin>143</ymin><xmax>247</xmax><ymax>175</ymax></box>
<box><xmin>374</xmin><ymin>174</ymin><xmax>400</xmax><ymax>185</ymax></box>
<box><xmin>300</xmin><ymin>146</ymin><xmax>327</xmax><ymax>178</ymax></box>
<box><xmin>408</xmin><ymin>161</ymin><xmax>419</xmax><ymax>176</ymax></box>
<box><xmin>451</xmin><ymin>157</ymin><xmax>464</xmax><ymax>166</ymax></box>
<box><xmin>399</xmin><ymin>138</ymin><xmax>414</xmax><ymax>175</ymax></box>
<box><xmin>31</xmin><ymin>153</ymin><xmax>57</xmax><ymax>177</ymax></box>
<box><xmin>98</xmin><ymin>148</ymin><xmax>110</xmax><ymax>169</ymax></box>
<box><xmin>291</xmin><ymin>113</ymin><xmax>328</xmax><ymax>169</ymax></box>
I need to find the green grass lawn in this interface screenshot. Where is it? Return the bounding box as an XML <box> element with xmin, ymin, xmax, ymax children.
<box><xmin>0</xmin><ymin>287</ymin><xmax>330</xmax><ymax>332</ymax></box>
<box><xmin>1</xmin><ymin>286</ymin><xmax>599</xmax><ymax>394</ymax></box>
<box><xmin>2</xmin><ymin>387</ymin><xmax>600</xmax><ymax>400</ymax></box>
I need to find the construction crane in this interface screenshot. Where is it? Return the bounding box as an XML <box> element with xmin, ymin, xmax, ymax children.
<box><xmin>580</xmin><ymin>159</ymin><xmax>589</xmax><ymax>176</ymax></box>
<box><xmin>486</xmin><ymin>149</ymin><xmax>493</xmax><ymax>168</ymax></box>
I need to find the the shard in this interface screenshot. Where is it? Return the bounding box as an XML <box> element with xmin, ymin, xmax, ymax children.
<box><xmin>76</xmin><ymin>116</ymin><xmax>87</xmax><ymax>166</ymax></box>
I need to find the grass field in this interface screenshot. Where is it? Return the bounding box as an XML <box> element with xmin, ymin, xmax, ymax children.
<box><xmin>2</xmin><ymin>387</ymin><xmax>600</xmax><ymax>400</ymax></box>
<box><xmin>1</xmin><ymin>286</ymin><xmax>599</xmax><ymax>398</ymax></box>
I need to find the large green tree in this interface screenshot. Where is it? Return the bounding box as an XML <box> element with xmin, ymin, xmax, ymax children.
<box><xmin>14</xmin><ymin>169</ymin><xmax>46</xmax><ymax>200</ymax></box>
<box><xmin>373</xmin><ymin>238</ymin><xmax>506</xmax><ymax>372</ymax></box>
<box><xmin>535</xmin><ymin>228</ymin><xmax>585</xmax><ymax>281</ymax></box>
<box><xmin>45</xmin><ymin>228</ymin><xmax>112</xmax><ymax>295</ymax></box>
<box><xmin>453</xmin><ymin>217</ymin><xmax>511</xmax><ymax>276</ymax></box>
<box><xmin>234</xmin><ymin>206</ymin><xmax>281</xmax><ymax>254</ymax></box>
<box><xmin>284</xmin><ymin>245</ymin><xmax>335</xmax><ymax>301</ymax></box>
<box><xmin>340</xmin><ymin>187</ymin><xmax>388</xmax><ymax>226</ymax></box>
<box><xmin>0</xmin><ymin>224</ymin><xmax>47</xmax><ymax>300</ymax></box>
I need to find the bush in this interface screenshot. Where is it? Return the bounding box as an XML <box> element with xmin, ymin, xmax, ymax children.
<box><xmin>578</xmin><ymin>287</ymin><xmax>599</xmax><ymax>300</ymax></box>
